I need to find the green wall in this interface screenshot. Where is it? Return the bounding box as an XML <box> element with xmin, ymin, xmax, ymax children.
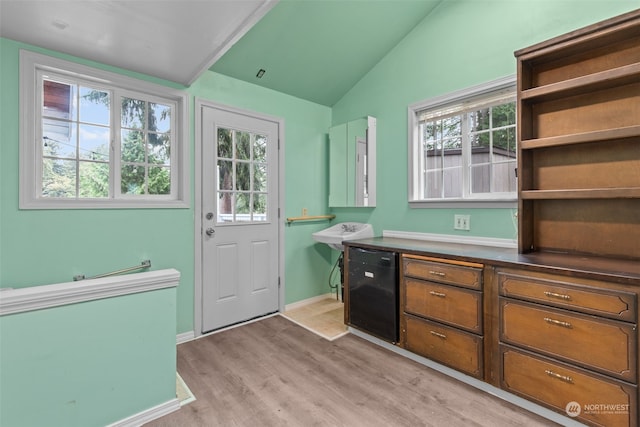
<box><xmin>0</xmin><ymin>38</ymin><xmax>196</xmax><ymax>336</ymax></box>
<box><xmin>0</xmin><ymin>287</ymin><xmax>177</xmax><ymax>427</ymax></box>
<box><xmin>188</xmin><ymin>71</ymin><xmax>334</xmax><ymax>304</ymax></box>
<box><xmin>1</xmin><ymin>0</ymin><xmax>637</xmax><ymax>337</ymax></box>
<box><xmin>330</xmin><ymin>0</ymin><xmax>638</xmax><ymax>240</ymax></box>
<box><xmin>1</xmin><ymin>3</ymin><xmax>638</xmax><ymax>424</ymax></box>
<box><xmin>0</xmin><ymin>38</ymin><xmax>333</xmax><ymax>337</ymax></box>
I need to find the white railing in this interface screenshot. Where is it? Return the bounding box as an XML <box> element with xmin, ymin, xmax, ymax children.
<box><xmin>0</xmin><ymin>268</ymin><xmax>180</xmax><ymax>316</ymax></box>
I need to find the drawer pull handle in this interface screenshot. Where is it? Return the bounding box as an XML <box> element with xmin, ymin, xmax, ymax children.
<box><xmin>545</xmin><ymin>369</ymin><xmax>573</xmax><ymax>384</ymax></box>
<box><xmin>543</xmin><ymin>317</ymin><xmax>573</xmax><ymax>329</ymax></box>
<box><xmin>430</xmin><ymin>331</ymin><xmax>447</xmax><ymax>339</ymax></box>
<box><xmin>429</xmin><ymin>270</ymin><xmax>446</xmax><ymax>277</ymax></box>
<box><xmin>429</xmin><ymin>291</ymin><xmax>446</xmax><ymax>298</ymax></box>
<box><xmin>544</xmin><ymin>291</ymin><xmax>572</xmax><ymax>301</ymax></box>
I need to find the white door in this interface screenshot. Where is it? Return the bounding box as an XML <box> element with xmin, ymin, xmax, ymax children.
<box><xmin>201</xmin><ymin>104</ymin><xmax>280</xmax><ymax>333</ymax></box>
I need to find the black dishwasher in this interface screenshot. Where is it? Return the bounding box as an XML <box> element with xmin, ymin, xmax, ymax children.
<box><xmin>347</xmin><ymin>247</ymin><xmax>399</xmax><ymax>343</ymax></box>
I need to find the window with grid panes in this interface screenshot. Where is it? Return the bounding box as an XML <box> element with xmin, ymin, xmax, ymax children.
<box><xmin>408</xmin><ymin>77</ymin><xmax>517</xmax><ymax>205</ymax></box>
<box><xmin>20</xmin><ymin>51</ymin><xmax>188</xmax><ymax>209</ymax></box>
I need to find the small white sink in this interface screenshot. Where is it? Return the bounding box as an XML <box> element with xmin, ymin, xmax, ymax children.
<box><xmin>312</xmin><ymin>222</ymin><xmax>374</xmax><ymax>251</ymax></box>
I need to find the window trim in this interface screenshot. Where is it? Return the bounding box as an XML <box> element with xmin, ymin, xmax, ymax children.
<box><xmin>20</xmin><ymin>50</ymin><xmax>190</xmax><ymax>209</ymax></box>
<box><xmin>407</xmin><ymin>75</ymin><xmax>517</xmax><ymax>208</ymax></box>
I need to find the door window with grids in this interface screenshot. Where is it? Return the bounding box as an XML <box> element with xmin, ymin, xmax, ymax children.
<box><xmin>216</xmin><ymin>127</ymin><xmax>268</xmax><ymax>223</ymax></box>
<box><xmin>409</xmin><ymin>77</ymin><xmax>517</xmax><ymax>205</ymax></box>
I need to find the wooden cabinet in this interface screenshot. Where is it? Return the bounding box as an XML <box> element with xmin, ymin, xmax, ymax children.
<box><xmin>345</xmin><ymin>10</ymin><xmax>640</xmax><ymax>426</ymax></box>
<box><xmin>498</xmin><ymin>267</ymin><xmax>638</xmax><ymax>426</ymax></box>
<box><xmin>500</xmin><ymin>298</ymin><xmax>636</xmax><ymax>382</ymax></box>
<box><xmin>405</xmin><ymin>278</ymin><xmax>482</xmax><ymax>333</ymax></box>
<box><xmin>400</xmin><ymin>254</ymin><xmax>485</xmax><ymax>379</ymax></box>
<box><xmin>509</xmin><ymin>12</ymin><xmax>640</xmax><ymax>424</ymax></box>
<box><xmin>501</xmin><ymin>345</ymin><xmax>637</xmax><ymax>427</ymax></box>
<box><xmin>405</xmin><ymin>315</ymin><xmax>483</xmax><ymax>379</ymax></box>
<box><xmin>498</xmin><ymin>270</ymin><xmax>637</xmax><ymax>322</ymax></box>
<box><xmin>515</xmin><ymin>9</ymin><xmax>640</xmax><ymax>259</ymax></box>
<box><xmin>346</xmin><ymin>235</ymin><xmax>639</xmax><ymax>426</ymax></box>
<box><xmin>403</xmin><ymin>256</ymin><xmax>482</xmax><ymax>289</ymax></box>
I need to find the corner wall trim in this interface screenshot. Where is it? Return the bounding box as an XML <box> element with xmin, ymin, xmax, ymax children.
<box><xmin>383</xmin><ymin>230</ymin><xmax>517</xmax><ymax>249</ymax></box>
<box><xmin>0</xmin><ymin>269</ymin><xmax>180</xmax><ymax>316</ymax></box>
<box><xmin>106</xmin><ymin>398</ymin><xmax>180</xmax><ymax>427</ymax></box>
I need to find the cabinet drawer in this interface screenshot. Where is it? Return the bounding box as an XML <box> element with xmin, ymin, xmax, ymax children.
<box><xmin>501</xmin><ymin>345</ymin><xmax>637</xmax><ymax>427</ymax></box>
<box><xmin>498</xmin><ymin>271</ymin><xmax>637</xmax><ymax>322</ymax></box>
<box><xmin>403</xmin><ymin>255</ymin><xmax>482</xmax><ymax>289</ymax></box>
<box><xmin>404</xmin><ymin>314</ymin><xmax>483</xmax><ymax>379</ymax></box>
<box><xmin>404</xmin><ymin>278</ymin><xmax>482</xmax><ymax>333</ymax></box>
<box><xmin>500</xmin><ymin>298</ymin><xmax>637</xmax><ymax>382</ymax></box>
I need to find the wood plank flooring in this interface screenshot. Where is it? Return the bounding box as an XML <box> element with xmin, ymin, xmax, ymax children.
<box><xmin>146</xmin><ymin>316</ymin><xmax>557</xmax><ymax>427</ymax></box>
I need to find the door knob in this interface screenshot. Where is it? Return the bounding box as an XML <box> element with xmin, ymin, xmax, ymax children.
<box><xmin>205</xmin><ymin>227</ymin><xmax>215</xmax><ymax>236</ymax></box>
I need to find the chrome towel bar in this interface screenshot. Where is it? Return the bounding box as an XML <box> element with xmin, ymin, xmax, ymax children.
<box><xmin>73</xmin><ymin>260</ymin><xmax>151</xmax><ymax>281</ymax></box>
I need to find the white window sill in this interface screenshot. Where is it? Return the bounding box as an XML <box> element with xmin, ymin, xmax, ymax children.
<box><xmin>19</xmin><ymin>198</ymin><xmax>190</xmax><ymax>210</ymax></box>
<box><xmin>409</xmin><ymin>198</ymin><xmax>517</xmax><ymax>209</ymax></box>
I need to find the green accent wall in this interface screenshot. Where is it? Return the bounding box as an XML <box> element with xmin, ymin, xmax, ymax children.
<box><xmin>0</xmin><ymin>38</ymin><xmax>195</xmax><ymax>336</ymax></box>
<box><xmin>0</xmin><ymin>38</ymin><xmax>333</xmax><ymax>337</ymax></box>
<box><xmin>188</xmin><ymin>71</ymin><xmax>334</xmax><ymax>305</ymax></box>
<box><xmin>0</xmin><ymin>3</ymin><xmax>638</xmax><ymax>424</ymax></box>
<box><xmin>330</xmin><ymin>0</ymin><xmax>638</xmax><ymax>239</ymax></box>
<box><xmin>0</xmin><ymin>287</ymin><xmax>177</xmax><ymax>427</ymax></box>
<box><xmin>1</xmin><ymin>0</ymin><xmax>637</xmax><ymax>339</ymax></box>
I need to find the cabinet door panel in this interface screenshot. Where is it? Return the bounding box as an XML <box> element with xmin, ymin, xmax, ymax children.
<box><xmin>500</xmin><ymin>298</ymin><xmax>636</xmax><ymax>382</ymax></box>
<box><xmin>502</xmin><ymin>345</ymin><xmax>637</xmax><ymax>427</ymax></box>
<box><xmin>403</xmin><ymin>257</ymin><xmax>482</xmax><ymax>289</ymax></box>
<box><xmin>498</xmin><ymin>271</ymin><xmax>636</xmax><ymax>322</ymax></box>
<box><xmin>404</xmin><ymin>278</ymin><xmax>482</xmax><ymax>333</ymax></box>
<box><xmin>405</xmin><ymin>314</ymin><xmax>483</xmax><ymax>379</ymax></box>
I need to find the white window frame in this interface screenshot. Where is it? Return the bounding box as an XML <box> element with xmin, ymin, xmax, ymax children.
<box><xmin>408</xmin><ymin>75</ymin><xmax>517</xmax><ymax>208</ymax></box>
<box><xmin>20</xmin><ymin>50</ymin><xmax>189</xmax><ymax>209</ymax></box>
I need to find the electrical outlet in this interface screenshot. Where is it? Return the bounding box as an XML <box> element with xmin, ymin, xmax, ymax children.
<box><xmin>462</xmin><ymin>215</ymin><xmax>470</xmax><ymax>230</ymax></box>
<box><xmin>454</xmin><ymin>214</ymin><xmax>471</xmax><ymax>231</ymax></box>
<box><xmin>302</xmin><ymin>208</ymin><xmax>308</xmax><ymax>216</ymax></box>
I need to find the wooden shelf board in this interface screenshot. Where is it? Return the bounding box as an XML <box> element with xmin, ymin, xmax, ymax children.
<box><xmin>514</xmin><ymin>10</ymin><xmax>640</xmax><ymax>60</ymax></box>
<box><xmin>520</xmin><ymin>63</ymin><xmax>640</xmax><ymax>102</ymax></box>
<box><xmin>521</xmin><ymin>188</ymin><xmax>640</xmax><ymax>200</ymax></box>
<box><xmin>520</xmin><ymin>126</ymin><xmax>640</xmax><ymax>150</ymax></box>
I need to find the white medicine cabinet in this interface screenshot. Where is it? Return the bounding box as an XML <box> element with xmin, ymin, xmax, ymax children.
<box><xmin>328</xmin><ymin>116</ymin><xmax>376</xmax><ymax>207</ymax></box>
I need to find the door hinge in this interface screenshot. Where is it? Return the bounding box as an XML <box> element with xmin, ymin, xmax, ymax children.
<box><xmin>278</xmin><ymin>277</ymin><xmax>281</xmax><ymax>288</ymax></box>
<box><xmin>278</xmin><ymin>207</ymin><xmax>280</xmax><ymax>218</ymax></box>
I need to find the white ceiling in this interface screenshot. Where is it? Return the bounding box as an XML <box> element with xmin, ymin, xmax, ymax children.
<box><xmin>0</xmin><ymin>0</ymin><xmax>277</xmax><ymax>86</ymax></box>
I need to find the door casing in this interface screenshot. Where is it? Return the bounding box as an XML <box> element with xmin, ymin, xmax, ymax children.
<box><xmin>193</xmin><ymin>98</ymin><xmax>285</xmax><ymax>337</ymax></box>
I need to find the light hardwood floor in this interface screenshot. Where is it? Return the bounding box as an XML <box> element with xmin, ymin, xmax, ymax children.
<box><xmin>147</xmin><ymin>316</ymin><xmax>557</xmax><ymax>427</ymax></box>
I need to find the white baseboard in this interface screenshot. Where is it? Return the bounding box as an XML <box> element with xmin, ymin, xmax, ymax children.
<box><xmin>284</xmin><ymin>293</ymin><xmax>339</xmax><ymax>312</ymax></box>
<box><xmin>176</xmin><ymin>330</ymin><xmax>195</xmax><ymax>345</ymax></box>
<box><xmin>107</xmin><ymin>398</ymin><xmax>180</xmax><ymax>427</ymax></box>
<box><xmin>382</xmin><ymin>230</ymin><xmax>517</xmax><ymax>249</ymax></box>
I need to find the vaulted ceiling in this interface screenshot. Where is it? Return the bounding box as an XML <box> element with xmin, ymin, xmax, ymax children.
<box><xmin>211</xmin><ymin>0</ymin><xmax>442</xmax><ymax>106</ymax></box>
<box><xmin>0</xmin><ymin>0</ymin><xmax>442</xmax><ymax>106</ymax></box>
